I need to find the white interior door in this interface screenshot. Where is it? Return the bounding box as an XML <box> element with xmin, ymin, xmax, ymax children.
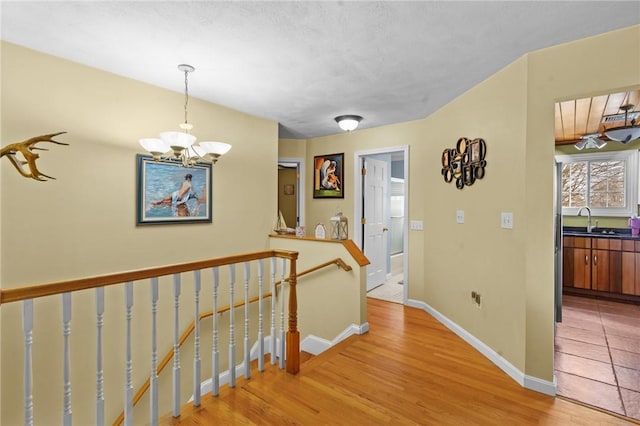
<box><xmin>364</xmin><ymin>157</ymin><xmax>388</xmax><ymax>291</ymax></box>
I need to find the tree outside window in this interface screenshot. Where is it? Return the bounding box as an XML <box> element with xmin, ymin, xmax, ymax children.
<box><xmin>557</xmin><ymin>150</ymin><xmax>638</xmax><ymax>217</ymax></box>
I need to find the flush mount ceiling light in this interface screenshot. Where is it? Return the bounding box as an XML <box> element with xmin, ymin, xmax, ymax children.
<box><xmin>334</xmin><ymin>115</ymin><xmax>363</xmax><ymax>132</ymax></box>
<box><xmin>603</xmin><ymin>104</ymin><xmax>640</xmax><ymax>144</ymax></box>
<box><xmin>139</xmin><ymin>64</ymin><xmax>231</xmax><ymax>167</ymax></box>
<box><xmin>575</xmin><ymin>133</ymin><xmax>607</xmax><ymax>150</ymax></box>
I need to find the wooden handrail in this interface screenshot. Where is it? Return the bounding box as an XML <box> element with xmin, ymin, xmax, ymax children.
<box><xmin>298</xmin><ymin>257</ymin><xmax>352</xmax><ymax>277</ymax></box>
<box><xmin>112</xmin><ymin>257</ymin><xmax>351</xmax><ymax>426</ymax></box>
<box><xmin>0</xmin><ymin>249</ymin><xmax>298</xmax><ymax>305</ymax></box>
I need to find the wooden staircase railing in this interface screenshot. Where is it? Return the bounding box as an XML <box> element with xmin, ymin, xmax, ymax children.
<box><xmin>112</xmin><ymin>257</ymin><xmax>352</xmax><ymax>426</ymax></box>
<box><xmin>0</xmin><ymin>251</ymin><xmax>355</xmax><ymax>426</ymax></box>
<box><xmin>1</xmin><ymin>250</ymin><xmax>298</xmax><ymax>426</ymax></box>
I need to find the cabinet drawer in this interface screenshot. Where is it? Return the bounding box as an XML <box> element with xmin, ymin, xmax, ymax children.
<box><xmin>565</xmin><ymin>236</ymin><xmax>591</xmax><ymax>248</ymax></box>
<box><xmin>593</xmin><ymin>238</ymin><xmax>621</xmax><ymax>250</ymax></box>
<box><xmin>609</xmin><ymin>239</ymin><xmax>622</xmax><ymax>251</ymax></box>
<box><xmin>621</xmin><ymin>240</ymin><xmax>640</xmax><ymax>252</ymax></box>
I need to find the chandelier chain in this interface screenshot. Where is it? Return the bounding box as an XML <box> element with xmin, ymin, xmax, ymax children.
<box><xmin>183</xmin><ymin>69</ymin><xmax>189</xmax><ymax>127</ymax></box>
<box><xmin>138</xmin><ymin>63</ymin><xmax>231</xmax><ymax>167</ymax></box>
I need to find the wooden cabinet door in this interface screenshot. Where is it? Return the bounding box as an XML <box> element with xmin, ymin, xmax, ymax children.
<box><xmin>562</xmin><ymin>246</ymin><xmax>575</xmax><ymax>287</ymax></box>
<box><xmin>636</xmin><ymin>253</ymin><xmax>640</xmax><ymax>296</ymax></box>
<box><xmin>573</xmin><ymin>248</ymin><xmax>591</xmax><ymax>289</ymax></box>
<box><xmin>622</xmin><ymin>251</ymin><xmax>636</xmax><ymax>295</ymax></box>
<box><xmin>592</xmin><ymin>249</ymin><xmax>610</xmax><ymax>292</ymax></box>
<box><xmin>632</xmin><ymin>252</ymin><xmax>640</xmax><ymax>296</ymax></box>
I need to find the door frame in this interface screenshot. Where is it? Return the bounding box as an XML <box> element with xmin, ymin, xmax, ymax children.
<box><xmin>278</xmin><ymin>157</ymin><xmax>305</xmax><ymax>227</ymax></box>
<box><xmin>554</xmin><ymin>159</ymin><xmax>563</xmax><ymax>323</ymax></box>
<box><xmin>353</xmin><ymin>146</ymin><xmax>410</xmax><ymax>303</ymax></box>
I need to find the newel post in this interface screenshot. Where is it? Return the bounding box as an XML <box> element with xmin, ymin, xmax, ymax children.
<box><xmin>285</xmin><ymin>254</ymin><xmax>300</xmax><ymax>374</ymax></box>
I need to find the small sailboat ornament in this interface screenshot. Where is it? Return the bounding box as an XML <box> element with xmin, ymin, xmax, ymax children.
<box><xmin>274</xmin><ymin>210</ymin><xmax>295</xmax><ymax>235</ymax></box>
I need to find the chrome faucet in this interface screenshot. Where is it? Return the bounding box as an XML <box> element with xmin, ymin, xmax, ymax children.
<box><xmin>577</xmin><ymin>206</ymin><xmax>593</xmax><ymax>233</ymax></box>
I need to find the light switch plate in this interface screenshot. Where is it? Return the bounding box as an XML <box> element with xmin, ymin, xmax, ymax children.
<box><xmin>501</xmin><ymin>212</ymin><xmax>513</xmax><ymax>229</ymax></box>
<box><xmin>410</xmin><ymin>220</ymin><xmax>424</xmax><ymax>231</ymax></box>
<box><xmin>456</xmin><ymin>210</ymin><xmax>464</xmax><ymax>224</ymax></box>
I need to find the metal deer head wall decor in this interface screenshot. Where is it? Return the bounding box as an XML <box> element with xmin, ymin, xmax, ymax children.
<box><xmin>441</xmin><ymin>137</ymin><xmax>487</xmax><ymax>190</ymax></box>
<box><xmin>0</xmin><ymin>132</ymin><xmax>68</xmax><ymax>181</ymax></box>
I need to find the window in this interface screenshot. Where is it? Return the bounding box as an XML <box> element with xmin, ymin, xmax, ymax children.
<box><xmin>556</xmin><ymin>150</ymin><xmax>638</xmax><ymax>217</ymax></box>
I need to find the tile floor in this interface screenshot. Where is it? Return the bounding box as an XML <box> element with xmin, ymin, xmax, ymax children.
<box><xmin>555</xmin><ymin>294</ymin><xmax>640</xmax><ymax>421</ymax></box>
<box><xmin>366</xmin><ymin>253</ymin><xmax>404</xmax><ymax>304</ymax></box>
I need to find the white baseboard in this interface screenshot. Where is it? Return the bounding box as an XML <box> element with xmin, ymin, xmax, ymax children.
<box><xmin>301</xmin><ymin>322</ymin><xmax>370</xmax><ymax>355</ymax></box>
<box><xmin>406</xmin><ymin>298</ymin><xmax>556</xmax><ymax>396</ymax></box>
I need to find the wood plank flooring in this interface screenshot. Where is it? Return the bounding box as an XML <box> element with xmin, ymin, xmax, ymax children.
<box><xmin>160</xmin><ymin>298</ymin><xmax>638</xmax><ymax>425</ymax></box>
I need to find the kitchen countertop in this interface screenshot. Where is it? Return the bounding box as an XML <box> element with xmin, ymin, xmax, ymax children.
<box><xmin>563</xmin><ymin>226</ymin><xmax>640</xmax><ymax>240</ymax></box>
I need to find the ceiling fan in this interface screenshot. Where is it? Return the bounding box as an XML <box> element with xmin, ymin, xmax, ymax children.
<box><xmin>574</xmin><ymin>133</ymin><xmax>607</xmax><ymax>150</ymax></box>
<box><xmin>603</xmin><ymin>104</ymin><xmax>640</xmax><ymax>144</ymax></box>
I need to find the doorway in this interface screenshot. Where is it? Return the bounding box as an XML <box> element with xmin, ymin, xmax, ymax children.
<box><xmin>354</xmin><ymin>146</ymin><xmax>409</xmax><ymax>304</ymax></box>
<box><xmin>553</xmin><ymin>92</ymin><xmax>640</xmax><ymax>421</ymax></box>
<box><xmin>277</xmin><ymin>158</ymin><xmax>305</xmax><ymax>229</ymax></box>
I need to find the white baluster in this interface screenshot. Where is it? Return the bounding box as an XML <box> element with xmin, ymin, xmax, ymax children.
<box><xmin>211</xmin><ymin>267</ymin><xmax>220</xmax><ymax>396</ymax></box>
<box><xmin>62</xmin><ymin>293</ymin><xmax>72</xmax><ymax>426</ymax></box>
<box><xmin>229</xmin><ymin>264</ymin><xmax>236</xmax><ymax>388</ymax></box>
<box><xmin>124</xmin><ymin>282</ymin><xmax>134</xmax><ymax>426</ymax></box>
<box><xmin>211</xmin><ymin>266</ymin><xmax>220</xmax><ymax>396</ymax></box>
<box><xmin>257</xmin><ymin>259</ymin><xmax>265</xmax><ymax>372</ymax></box>
<box><xmin>243</xmin><ymin>262</ymin><xmax>251</xmax><ymax>380</ymax></box>
<box><xmin>279</xmin><ymin>259</ymin><xmax>287</xmax><ymax>369</ymax></box>
<box><xmin>23</xmin><ymin>299</ymin><xmax>34</xmax><ymax>426</ymax></box>
<box><xmin>270</xmin><ymin>257</ymin><xmax>277</xmax><ymax>365</ymax></box>
<box><xmin>193</xmin><ymin>270</ymin><xmax>201</xmax><ymax>406</ymax></box>
<box><xmin>96</xmin><ymin>287</ymin><xmax>104</xmax><ymax>426</ymax></box>
<box><xmin>172</xmin><ymin>274</ymin><xmax>181</xmax><ymax>418</ymax></box>
<box><xmin>150</xmin><ymin>278</ymin><xmax>159</xmax><ymax>426</ymax></box>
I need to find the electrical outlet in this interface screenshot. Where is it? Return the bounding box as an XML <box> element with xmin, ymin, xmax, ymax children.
<box><xmin>456</xmin><ymin>210</ymin><xmax>465</xmax><ymax>224</ymax></box>
<box><xmin>471</xmin><ymin>291</ymin><xmax>481</xmax><ymax>307</ymax></box>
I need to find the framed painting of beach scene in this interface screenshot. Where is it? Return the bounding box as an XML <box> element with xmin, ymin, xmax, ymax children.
<box><xmin>313</xmin><ymin>153</ymin><xmax>344</xmax><ymax>199</ymax></box>
<box><xmin>136</xmin><ymin>154</ymin><xmax>212</xmax><ymax>225</ymax></box>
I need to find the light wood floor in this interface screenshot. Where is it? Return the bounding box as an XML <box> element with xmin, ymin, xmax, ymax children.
<box><xmin>161</xmin><ymin>298</ymin><xmax>638</xmax><ymax>425</ymax></box>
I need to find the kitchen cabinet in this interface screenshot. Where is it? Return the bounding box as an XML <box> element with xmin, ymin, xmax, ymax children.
<box><xmin>592</xmin><ymin>238</ymin><xmax>622</xmax><ymax>292</ymax></box>
<box><xmin>563</xmin><ymin>237</ymin><xmax>591</xmax><ymax>289</ymax></box>
<box><xmin>621</xmin><ymin>240</ymin><xmax>640</xmax><ymax>296</ymax></box>
<box><xmin>562</xmin><ymin>236</ymin><xmax>622</xmax><ymax>292</ymax></box>
<box><xmin>563</xmin><ymin>235</ymin><xmax>639</xmax><ymax>300</ymax></box>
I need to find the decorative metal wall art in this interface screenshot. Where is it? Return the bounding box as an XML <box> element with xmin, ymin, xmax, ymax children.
<box><xmin>0</xmin><ymin>132</ymin><xmax>68</xmax><ymax>181</ymax></box>
<box><xmin>441</xmin><ymin>137</ymin><xmax>487</xmax><ymax>189</ymax></box>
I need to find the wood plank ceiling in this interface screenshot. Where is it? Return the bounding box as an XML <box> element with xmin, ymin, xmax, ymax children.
<box><xmin>555</xmin><ymin>89</ymin><xmax>640</xmax><ymax>145</ymax></box>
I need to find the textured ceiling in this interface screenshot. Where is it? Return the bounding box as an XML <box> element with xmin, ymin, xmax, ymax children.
<box><xmin>1</xmin><ymin>1</ymin><xmax>639</xmax><ymax>139</ymax></box>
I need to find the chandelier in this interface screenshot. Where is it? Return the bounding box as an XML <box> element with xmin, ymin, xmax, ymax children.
<box><xmin>574</xmin><ymin>133</ymin><xmax>606</xmax><ymax>150</ymax></box>
<box><xmin>139</xmin><ymin>64</ymin><xmax>231</xmax><ymax>167</ymax></box>
<box><xmin>603</xmin><ymin>104</ymin><xmax>640</xmax><ymax>144</ymax></box>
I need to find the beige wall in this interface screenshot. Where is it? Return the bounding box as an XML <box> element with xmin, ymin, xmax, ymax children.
<box><xmin>268</xmin><ymin>236</ymin><xmax>367</xmax><ymax>337</ymax></box>
<box><xmin>0</xmin><ymin>42</ymin><xmax>279</xmax><ymax>425</ymax></box>
<box><xmin>0</xmin><ymin>39</ymin><xmax>3</xmax><ymax>414</ymax></box>
<box><xmin>279</xmin><ymin>138</ymin><xmax>307</xmax><ymax>159</ymax></box>
<box><xmin>296</xmin><ymin>25</ymin><xmax>640</xmax><ymax>383</ymax></box>
<box><xmin>524</xmin><ymin>25</ymin><xmax>639</xmax><ymax>380</ymax></box>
